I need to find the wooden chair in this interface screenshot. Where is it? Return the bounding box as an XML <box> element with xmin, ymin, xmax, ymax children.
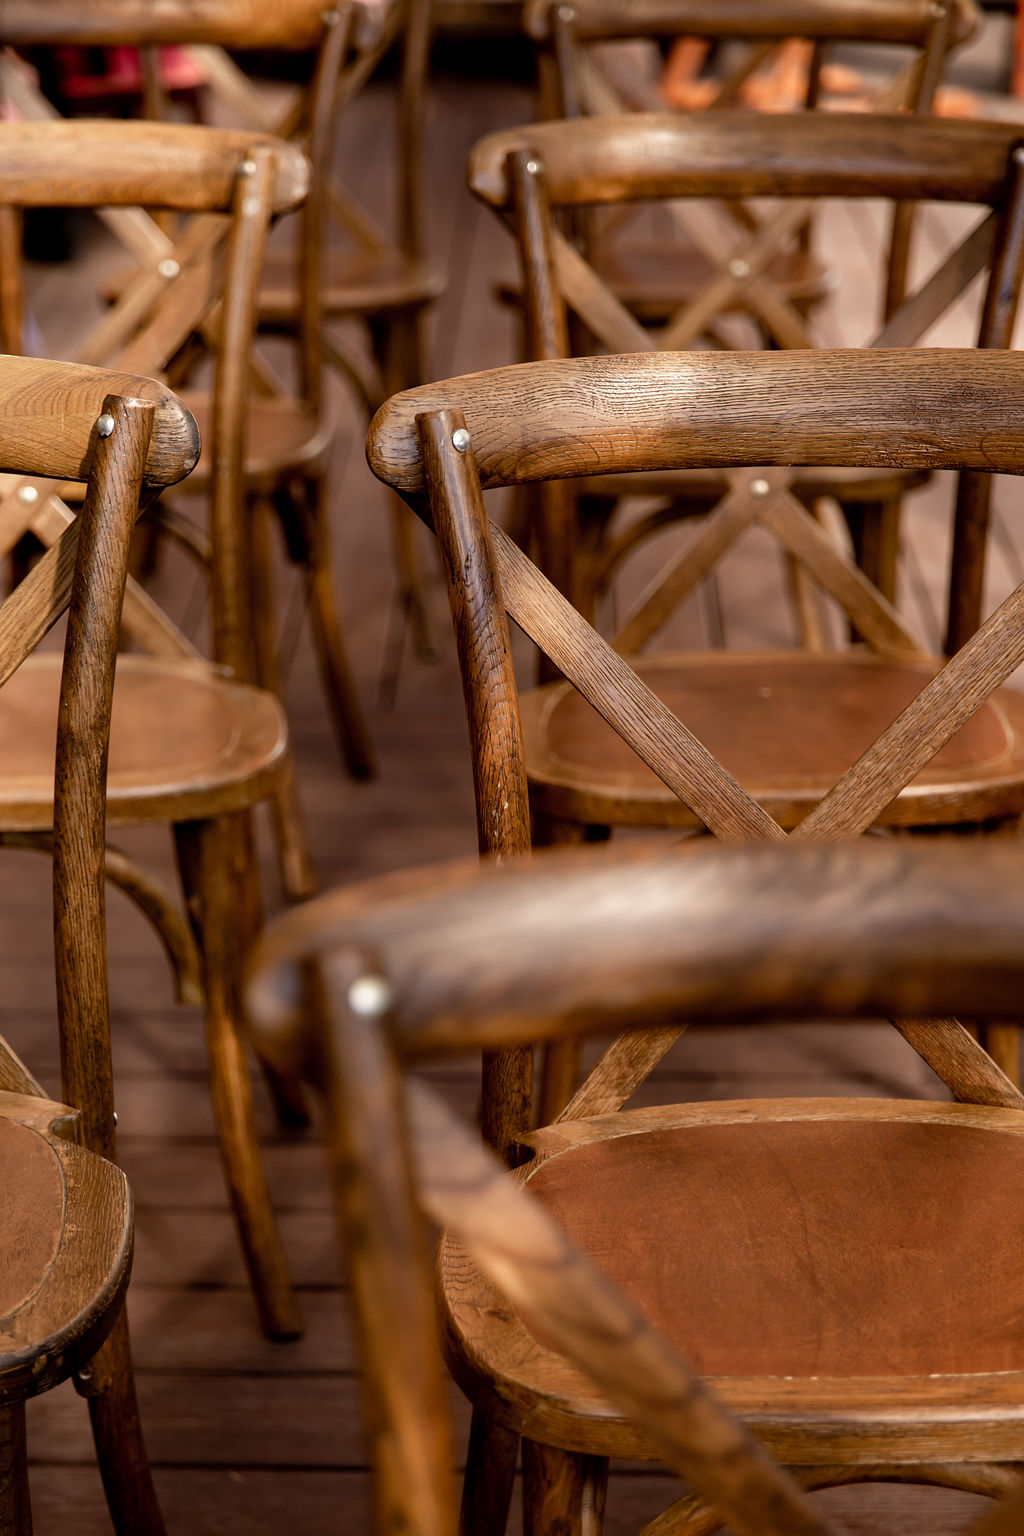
<box><xmin>469</xmin><ymin>110</ymin><xmax>1024</xmax><ymax>618</ymax></box>
<box><xmin>0</xmin><ymin>0</ymin><xmax>378</xmax><ymax>779</ymax></box>
<box><xmin>0</xmin><ymin>119</ymin><xmax>319</xmax><ymax>1340</ymax></box>
<box><xmin>245</xmin><ymin>834</ymin><xmax>1024</xmax><ymax>1536</ymax></box>
<box><xmin>0</xmin><ymin>352</ymin><xmax>200</xmax><ymax>1534</ymax></box>
<box><xmin>368</xmin><ymin>344</ymin><xmax>1024</xmax><ymax>1115</ymax></box>
<box><xmin>520</xmin><ymin>0</ymin><xmax>978</xmax><ymax>353</ymax></box>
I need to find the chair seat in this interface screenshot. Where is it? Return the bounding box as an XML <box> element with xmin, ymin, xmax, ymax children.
<box><xmin>0</xmin><ymin>655</ymin><xmax>288</xmax><ymax>830</ymax></box>
<box><xmin>520</xmin><ymin>650</ymin><xmax>1024</xmax><ymax>828</ymax></box>
<box><xmin>439</xmin><ymin>1099</ymin><xmax>1024</xmax><ymax>1463</ymax></box>
<box><xmin>258</xmin><ymin>247</ymin><xmax>445</xmax><ymax>323</ymax></box>
<box><xmin>0</xmin><ymin>1097</ymin><xmax>131</xmax><ymax>1400</ymax></box>
<box><xmin>179</xmin><ymin>392</ymin><xmax>333</xmax><ymax>492</ymax></box>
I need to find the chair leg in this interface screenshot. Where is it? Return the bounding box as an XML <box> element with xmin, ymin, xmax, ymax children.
<box><xmin>0</xmin><ymin>1403</ymin><xmax>32</xmax><ymax>1536</ymax></box>
<box><xmin>300</xmin><ymin>476</ymin><xmax>377</xmax><ymax>781</ymax></box>
<box><xmin>250</xmin><ymin>494</ymin><xmax>318</xmax><ymax>903</ymax></box>
<box><xmin>174</xmin><ymin>814</ymin><xmax>303</xmax><ymax>1340</ymax></box>
<box><xmin>78</xmin><ymin>1311</ymin><xmax>165</xmax><ymax>1536</ymax></box>
<box><xmin>581</xmin><ymin>1455</ymin><xmax>609</xmax><ymax>1536</ymax></box>
<box><xmin>459</xmin><ymin>1410</ymin><xmax>518</xmax><ymax>1536</ymax></box>
<box><xmin>522</xmin><ymin>1440</ymin><xmax>586</xmax><ymax>1536</ymax></box>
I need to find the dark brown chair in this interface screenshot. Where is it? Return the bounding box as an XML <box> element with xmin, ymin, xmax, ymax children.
<box><xmin>368</xmin><ymin>344</ymin><xmax>1024</xmax><ymax>1108</ymax></box>
<box><xmin>0</xmin><ymin>352</ymin><xmax>200</xmax><ymax>1535</ymax></box>
<box><xmin>520</xmin><ymin>0</ymin><xmax>978</xmax><ymax>360</ymax></box>
<box><xmin>0</xmin><ymin>119</ymin><xmax>316</xmax><ymax>1340</ymax></box>
<box><xmin>1</xmin><ymin>0</ymin><xmax>378</xmax><ymax>782</ymax></box>
<box><xmin>246</xmin><ymin>834</ymin><xmax>1024</xmax><ymax>1536</ymax></box>
<box><xmin>469</xmin><ymin>110</ymin><xmax>1024</xmax><ymax>620</ymax></box>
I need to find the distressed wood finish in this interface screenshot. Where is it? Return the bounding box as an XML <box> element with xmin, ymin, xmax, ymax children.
<box><xmin>246</xmin><ymin>837</ymin><xmax>1024</xmax><ymax>1536</ymax></box>
<box><xmin>0</xmin><ymin>119</ymin><xmax>315</xmax><ymax>1340</ymax></box>
<box><xmin>0</xmin><ymin>355</ymin><xmax>200</xmax><ymax>1536</ymax></box>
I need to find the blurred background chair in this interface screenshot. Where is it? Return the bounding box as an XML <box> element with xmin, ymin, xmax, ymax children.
<box><xmin>247</xmin><ymin>833</ymin><xmax>1024</xmax><ymax>1536</ymax></box>
<box><xmin>469</xmin><ymin>110</ymin><xmax>1022</xmax><ymax>622</ymax></box>
<box><xmin>0</xmin><ymin>352</ymin><xmax>200</xmax><ymax>1535</ymax></box>
<box><xmin>0</xmin><ymin>119</ymin><xmax>318</xmax><ymax>1340</ymax></box>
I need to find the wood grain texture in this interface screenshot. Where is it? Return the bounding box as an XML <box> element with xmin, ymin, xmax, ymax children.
<box><xmin>0</xmin><ymin>0</ymin><xmax>331</xmax><ymax>48</ymax></box>
<box><xmin>367</xmin><ymin>348</ymin><xmax>1024</xmax><ymax>499</ymax></box>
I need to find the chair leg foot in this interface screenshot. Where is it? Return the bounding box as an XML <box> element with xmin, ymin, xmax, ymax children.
<box><xmin>175</xmin><ymin>815</ymin><xmax>304</xmax><ymax>1340</ymax></box>
<box><xmin>460</xmin><ymin>1411</ymin><xmax>518</xmax><ymax>1536</ymax></box>
<box><xmin>80</xmin><ymin>1313</ymin><xmax>166</xmax><ymax>1536</ymax></box>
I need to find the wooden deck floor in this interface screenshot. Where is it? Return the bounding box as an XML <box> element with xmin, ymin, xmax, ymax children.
<box><xmin>10</xmin><ymin>38</ymin><xmax>1024</xmax><ymax>1535</ymax></box>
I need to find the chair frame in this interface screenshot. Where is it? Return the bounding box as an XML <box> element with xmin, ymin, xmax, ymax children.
<box><xmin>0</xmin><ymin>351</ymin><xmax>200</xmax><ymax>1535</ymax></box>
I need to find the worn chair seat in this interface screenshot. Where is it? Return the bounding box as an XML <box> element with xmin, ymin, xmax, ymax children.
<box><xmin>179</xmin><ymin>391</ymin><xmax>333</xmax><ymax>493</ymax></box>
<box><xmin>0</xmin><ymin>655</ymin><xmax>287</xmax><ymax>830</ymax></box>
<box><xmin>520</xmin><ymin>651</ymin><xmax>1024</xmax><ymax>829</ymax></box>
<box><xmin>259</xmin><ymin>247</ymin><xmax>445</xmax><ymax>325</ymax></box>
<box><xmin>0</xmin><ymin>1101</ymin><xmax>131</xmax><ymax>1400</ymax></box>
<box><xmin>439</xmin><ymin>1097</ymin><xmax>1024</xmax><ymax>1464</ymax></box>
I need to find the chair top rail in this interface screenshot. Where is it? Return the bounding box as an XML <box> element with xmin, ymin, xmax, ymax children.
<box><xmin>0</xmin><ymin>0</ymin><xmax>333</xmax><ymax>49</ymax></box>
<box><xmin>523</xmin><ymin>0</ymin><xmax>978</xmax><ymax>48</ymax></box>
<box><xmin>367</xmin><ymin>348</ymin><xmax>1024</xmax><ymax>498</ymax></box>
<box><xmin>246</xmin><ymin>838</ymin><xmax>1024</xmax><ymax>1064</ymax></box>
<box><xmin>468</xmin><ymin>112</ymin><xmax>1024</xmax><ymax>211</ymax></box>
<box><xmin>0</xmin><ymin>120</ymin><xmax>308</xmax><ymax>215</ymax></box>
<box><xmin>0</xmin><ymin>354</ymin><xmax>199</xmax><ymax>486</ymax></box>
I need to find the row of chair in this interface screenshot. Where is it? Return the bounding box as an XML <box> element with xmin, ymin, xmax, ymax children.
<box><xmin>7</xmin><ymin>2</ymin><xmax>1024</xmax><ymax>1534</ymax></box>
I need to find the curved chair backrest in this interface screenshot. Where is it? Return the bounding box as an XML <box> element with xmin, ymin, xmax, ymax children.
<box><xmin>523</xmin><ymin>0</ymin><xmax>978</xmax><ymax>121</ymax></box>
<box><xmin>0</xmin><ymin>118</ymin><xmax>307</xmax><ymax>681</ymax></box>
<box><xmin>367</xmin><ymin>345</ymin><xmax>1024</xmax><ymax>1151</ymax></box>
<box><xmin>0</xmin><ymin>353</ymin><xmax>198</xmax><ymax>1157</ymax></box>
<box><xmin>245</xmin><ymin>835</ymin><xmax>1024</xmax><ymax>1536</ymax></box>
<box><xmin>0</xmin><ymin>0</ymin><xmax>331</xmax><ymax>48</ymax></box>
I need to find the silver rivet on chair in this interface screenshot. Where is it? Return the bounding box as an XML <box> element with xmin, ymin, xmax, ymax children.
<box><xmin>452</xmin><ymin>427</ymin><xmax>472</xmax><ymax>453</ymax></box>
<box><xmin>158</xmin><ymin>258</ymin><xmax>180</xmax><ymax>279</ymax></box>
<box><xmin>96</xmin><ymin>414</ymin><xmax>116</xmax><ymax>439</ymax></box>
<box><xmin>750</xmin><ymin>477</ymin><xmax>770</xmax><ymax>498</ymax></box>
<box><xmin>17</xmin><ymin>485</ymin><xmax>38</xmax><ymax>506</ymax></box>
<box><xmin>558</xmin><ymin>5</ymin><xmax>576</xmax><ymax>19</ymax></box>
<box><xmin>525</xmin><ymin>159</ymin><xmax>541</xmax><ymax>177</ymax></box>
<box><xmin>728</xmin><ymin>258</ymin><xmax>750</xmax><ymax>280</ymax></box>
<box><xmin>113</xmin><ymin>1111</ymin><xmax>118</xmax><ymax>1126</ymax></box>
<box><xmin>239</xmin><ymin>158</ymin><xmax>257</xmax><ymax>178</ymax></box>
<box><xmin>347</xmin><ymin>974</ymin><xmax>394</xmax><ymax>1017</ymax></box>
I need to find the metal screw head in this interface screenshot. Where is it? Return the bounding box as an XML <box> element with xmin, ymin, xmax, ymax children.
<box><xmin>17</xmin><ymin>484</ymin><xmax>38</xmax><ymax>506</ymax></box>
<box><xmin>727</xmin><ymin>257</ymin><xmax>750</xmax><ymax>280</ymax></box>
<box><xmin>347</xmin><ymin>974</ymin><xmax>394</xmax><ymax>1017</ymax></box>
<box><xmin>113</xmin><ymin>1111</ymin><xmax>118</xmax><ymax>1126</ymax></box>
<box><xmin>749</xmin><ymin>477</ymin><xmax>771</xmax><ymax>498</ymax></box>
<box><xmin>96</xmin><ymin>414</ymin><xmax>116</xmax><ymax>439</ymax></box>
<box><xmin>158</xmin><ymin>257</ymin><xmax>180</xmax><ymax>279</ymax></box>
<box><xmin>525</xmin><ymin>158</ymin><xmax>541</xmax><ymax>177</ymax></box>
<box><xmin>558</xmin><ymin>4</ymin><xmax>576</xmax><ymax>19</ymax></box>
<box><xmin>452</xmin><ymin>427</ymin><xmax>472</xmax><ymax>453</ymax></box>
<box><xmin>238</xmin><ymin>157</ymin><xmax>257</xmax><ymax>178</ymax></box>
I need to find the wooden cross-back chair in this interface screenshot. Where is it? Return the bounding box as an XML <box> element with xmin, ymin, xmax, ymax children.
<box><xmin>245</xmin><ymin>835</ymin><xmax>1024</xmax><ymax>1536</ymax></box>
<box><xmin>520</xmin><ymin>0</ymin><xmax>979</xmax><ymax>358</ymax></box>
<box><xmin>469</xmin><ymin>111</ymin><xmax>1024</xmax><ymax>620</ymax></box>
<box><xmin>0</xmin><ymin>0</ymin><xmax>379</xmax><ymax>779</ymax></box>
<box><xmin>0</xmin><ymin>118</ymin><xmax>320</xmax><ymax>1342</ymax></box>
<box><xmin>0</xmin><ymin>353</ymin><xmax>200</xmax><ymax>1536</ymax></box>
<box><xmin>368</xmin><ymin>345</ymin><xmax>1024</xmax><ymax>1129</ymax></box>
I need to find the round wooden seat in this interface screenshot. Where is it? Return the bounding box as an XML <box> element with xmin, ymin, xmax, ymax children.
<box><xmin>0</xmin><ymin>655</ymin><xmax>288</xmax><ymax>830</ymax></box>
<box><xmin>439</xmin><ymin>1099</ymin><xmax>1024</xmax><ymax>1463</ymax></box>
<box><xmin>520</xmin><ymin>651</ymin><xmax>1024</xmax><ymax>828</ymax></box>
<box><xmin>0</xmin><ymin>1106</ymin><xmax>131</xmax><ymax>1400</ymax></box>
<box><xmin>179</xmin><ymin>392</ymin><xmax>332</xmax><ymax>492</ymax></box>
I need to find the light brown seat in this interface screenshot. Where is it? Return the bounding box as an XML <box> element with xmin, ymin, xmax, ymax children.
<box><xmin>467</xmin><ymin>109</ymin><xmax>1014</xmax><ymax>617</ymax></box>
<box><xmin>0</xmin><ymin>353</ymin><xmax>200</xmax><ymax>1536</ymax></box>
<box><xmin>245</xmin><ymin>836</ymin><xmax>1024</xmax><ymax>1536</ymax></box>
<box><xmin>0</xmin><ymin>122</ymin><xmax>319</xmax><ymax>1342</ymax></box>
